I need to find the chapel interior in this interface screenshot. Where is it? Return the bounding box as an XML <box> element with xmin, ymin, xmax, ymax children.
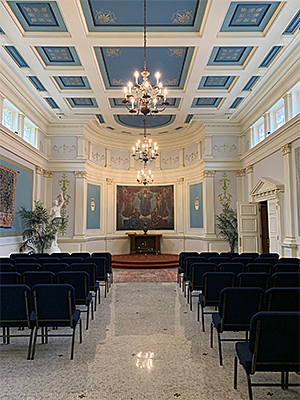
<box><xmin>0</xmin><ymin>0</ymin><xmax>300</xmax><ymax>399</ymax></box>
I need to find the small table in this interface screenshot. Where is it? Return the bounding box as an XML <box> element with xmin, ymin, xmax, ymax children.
<box><xmin>129</xmin><ymin>234</ymin><xmax>162</xmax><ymax>255</ymax></box>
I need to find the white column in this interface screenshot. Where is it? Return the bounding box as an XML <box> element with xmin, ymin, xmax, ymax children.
<box><xmin>43</xmin><ymin>170</ymin><xmax>53</xmax><ymax>208</ymax></box>
<box><xmin>106</xmin><ymin>149</ymin><xmax>111</xmax><ymax>168</ymax></box>
<box><xmin>74</xmin><ymin>171</ymin><xmax>87</xmax><ymax>238</ymax></box>
<box><xmin>106</xmin><ymin>178</ymin><xmax>114</xmax><ymax>234</ymax></box>
<box><xmin>236</xmin><ymin>169</ymin><xmax>246</xmax><ymax>203</ymax></box>
<box><xmin>203</xmin><ymin>170</ymin><xmax>215</xmax><ymax>236</ymax></box>
<box><xmin>129</xmin><ymin>154</ymin><xmax>135</xmax><ymax>170</ymax></box>
<box><xmin>0</xmin><ymin>92</ymin><xmax>5</xmax><ymax>123</ymax></box>
<box><xmin>77</xmin><ymin>137</ymin><xmax>84</xmax><ymax>158</ymax></box>
<box><xmin>155</xmin><ymin>153</ymin><xmax>161</xmax><ymax>170</ymax></box>
<box><xmin>263</xmin><ymin>112</ymin><xmax>270</xmax><ymax>135</ymax></box>
<box><xmin>35</xmin><ymin>166</ymin><xmax>43</xmax><ymax>201</ymax></box>
<box><xmin>250</xmin><ymin>127</ymin><xmax>254</xmax><ymax>148</ymax></box>
<box><xmin>177</xmin><ymin>178</ymin><xmax>184</xmax><ymax>233</ymax></box>
<box><xmin>246</xmin><ymin>165</ymin><xmax>254</xmax><ymax>202</ymax></box>
<box><xmin>237</xmin><ymin>134</ymin><xmax>245</xmax><ymax>156</ymax></box>
<box><xmin>44</xmin><ymin>134</ymin><xmax>51</xmax><ymax>157</ymax></box>
<box><xmin>281</xmin><ymin>143</ymin><xmax>297</xmax><ymax>256</ymax></box>
<box><xmin>204</xmin><ymin>136</ymin><xmax>213</xmax><ymax>158</ymax></box>
<box><xmin>283</xmin><ymin>92</ymin><xmax>292</xmax><ymax>122</ymax></box>
<box><xmin>198</xmin><ymin>141</ymin><xmax>201</xmax><ymax>161</ymax></box>
<box><xmin>179</xmin><ymin>148</ymin><xmax>184</xmax><ymax>167</ymax></box>
<box><xmin>18</xmin><ymin>113</ymin><xmax>25</xmax><ymax>137</ymax></box>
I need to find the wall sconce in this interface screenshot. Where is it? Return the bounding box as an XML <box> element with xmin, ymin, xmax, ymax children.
<box><xmin>91</xmin><ymin>198</ymin><xmax>95</xmax><ymax>217</ymax></box>
<box><xmin>195</xmin><ymin>197</ymin><xmax>199</xmax><ymax>216</ymax></box>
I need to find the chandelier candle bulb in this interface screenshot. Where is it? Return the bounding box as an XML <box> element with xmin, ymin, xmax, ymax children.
<box><xmin>134</xmin><ymin>71</ymin><xmax>139</xmax><ymax>84</ymax></box>
<box><xmin>155</xmin><ymin>72</ymin><xmax>160</xmax><ymax>85</ymax></box>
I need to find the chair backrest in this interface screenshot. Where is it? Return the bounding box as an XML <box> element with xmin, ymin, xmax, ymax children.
<box><xmin>201</xmin><ymin>272</ymin><xmax>236</xmax><ymax>305</ymax></box>
<box><xmin>32</xmin><ymin>284</ymin><xmax>76</xmax><ymax>327</ymax></box>
<box><xmin>0</xmin><ymin>263</ymin><xmax>14</xmax><ymax>272</ymax></box>
<box><xmin>86</xmin><ymin>257</ymin><xmax>106</xmax><ymax>279</ymax></box>
<box><xmin>190</xmin><ymin>263</ymin><xmax>216</xmax><ymax>289</ymax></box>
<box><xmin>254</xmin><ymin>257</ymin><xmax>277</xmax><ymax>266</ymax></box>
<box><xmin>14</xmin><ymin>257</ymin><xmax>37</xmax><ymax>264</ymax></box>
<box><xmin>185</xmin><ymin>257</ymin><xmax>206</xmax><ymax>277</ymax></box>
<box><xmin>57</xmin><ymin>271</ymin><xmax>90</xmax><ymax>304</ymax></box>
<box><xmin>199</xmin><ymin>252</ymin><xmax>219</xmax><ymax>259</ymax></box>
<box><xmin>50</xmin><ymin>252</ymin><xmax>70</xmax><ymax>258</ymax></box>
<box><xmin>246</xmin><ymin>262</ymin><xmax>272</xmax><ymax>274</ymax></box>
<box><xmin>10</xmin><ymin>253</ymin><xmax>30</xmax><ymax>260</ymax></box>
<box><xmin>219</xmin><ymin>252</ymin><xmax>239</xmax><ymax>259</ymax></box>
<box><xmin>237</xmin><ymin>272</ymin><xmax>269</xmax><ymax>291</ymax></box>
<box><xmin>270</xmin><ymin>272</ymin><xmax>300</xmax><ymax>287</ymax></box>
<box><xmin>32</xmin><ymin>253</ymin><xmax>49</xmax><ymax>259</ymax></box>
<box><xmin>219</xmin><ymin>287</ymin><xmax>264</xmax><ymax>331</ymax></box>
<box><xmin>70</xmin><ymin>263</ymin><xmax>97</xmax><ymax>289</ymax></box>
<box><xmin>208</xmin><ymin>257</ymin><xmax>230</xmax><ymax>265</ymax></box>
<box><xmin>179</xmin><ymin>252</ymin><xmax>199</xmax><ymax>269</ymax></box>
<box><xmin>39</xmin><ymin>257</ymin><xmax>59</xmax><ymax>265</ymax></box>
<box><xmin>239</xmin><ymin>253</ymin><xmax>258</xmax><ymax>259</ymax></box>
<box><xmin>272</xmin><ymin>263</ymin><xmax>299</xmax><ymax>273</ymax></box>
<box><xmin>0</xmin><ymin>272</ymin><xmax>21</xmax><ymax>284</ymax></box>
<box><xmin>249</xmin><ymin>312</ymin><xmax>300</xmax><ymax>373</ymax></box>
<box><xmin>0</xmin><ymin>284</ymin><xmax>33</xmax><ymax>327</ymax></box>
<box><xmin>92</xmin><ymin>252</ymin><xmax>112</xmax><ymax>264</ymax></box>
<box><xmin>15</xmin><ymin>263</ymin><xmax>41</xmax><ymax>274</ymax></box>
<box><xmin>22</xmin><ymin>271</ymin><xmax>55</xmax><ymax>287</ymax></box>
<box><xmin>0</xmin><ymin>258</ymin><xmax>14</xmax><ymax>264</ymax></box>
<box><xmin>71</xmin><ymin>252</ymin><xmax>90</xmax><ymax>259</ymax></box>
<box><xmin>259</xmin><ymin>253</ymin><xmax>280</xmax><ymax>260</ymax></box>
<box><xmin>62</xmin><ymin>257</ymin><xmax>84</xmax><ymax>265</ymax></box>
<box><xmin>218</xmin><ymin>262</ymin><xmax>244</xmax><ymax>275</ymax></box>
<box><xmin>264</xmin><ymin>288</ymin><xmax>300</xmax><ymax>311</ymax></box>
<box><xmin>233</xmin><ymin>257</ymin><xmax>254</xmax><ymax>265</ymax></box>
<box><xmin>43</xmin><ymin>262</ymin><xmax>69</xmax><ymax>274</ymax></box>
<box><xmin>278</xmin><ymin>258</ymin><xmax>299</xmax><ymax>265</ymax></box>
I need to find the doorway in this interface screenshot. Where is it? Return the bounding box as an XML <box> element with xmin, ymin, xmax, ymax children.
<box><xmin>260</xmin><ymin>201</ymin><xmax>269</xmax><ymax>253</ymax></box>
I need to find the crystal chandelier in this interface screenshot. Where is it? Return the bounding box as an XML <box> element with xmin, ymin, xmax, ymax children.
<box><xmin>132</xmin><ymin>119</ymin><xmax>158</xmax><ymax>166</ymax></box>
<box><xmin>122</xmin><ymin>0</ymin><xmax>169</xmax><ymax>115</ymax></box>
<box><xmin>137</xmin><ymin>169</ymin><xmax>154</xmax><ymax>185</ymax></box>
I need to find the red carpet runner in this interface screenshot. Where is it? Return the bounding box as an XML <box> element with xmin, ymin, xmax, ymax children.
<box><xmin>112</xmin><ymin>254</ymin><xmax>179</xmax><ymax>269</ymax></box>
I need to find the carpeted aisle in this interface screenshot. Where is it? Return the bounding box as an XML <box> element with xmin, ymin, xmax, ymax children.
<box><xmin>112</xmin><ymin>254</ymin><xmax>179</xmax><ymax>269</ymax></box>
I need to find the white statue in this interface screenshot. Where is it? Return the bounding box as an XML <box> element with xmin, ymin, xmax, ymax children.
<box><xmin>49</xmin><ymin>192</ymin><xmax>65</xmax><ymax>254</ymax></box>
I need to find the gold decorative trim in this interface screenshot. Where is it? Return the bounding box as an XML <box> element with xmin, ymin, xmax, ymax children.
<box><xmin>236</xmin><ymin>169</ymin><xmax>246</xmax><ymax>177</ymax></box>
<box><xmin>74</xmin><ymin>171</ymin><xmax>87</xmax><ymax>179</ymax></box>
<box><xmin>177</xmin><ymin>177</ymin><xmax>184</xmax><ymax>184</ymax></box>
<box><xmin>35</xmin><ymin>166</ymin><xmax>43</xmax><ymax>175</ymax></box>
<box><xmin>106</xmin><ymin>178</ymin><xmax>113</xmax><ymax>184</ymax></box>
<box><xmin>246</xmin><ymin>165</ymin><xmax>253</xmax><ymax>173</ymax></box>
<box><xmin>43</xmin><ymin>170</ymin><xmax>53</xmax><ymax>178</ymax></box>
<box><xmin>281</xmin><ymin>143</ymin><xmax>292</xmax><ymax>156</ymax></box>
<box><xmin>202</xmin><ymin>170</ymin><xmax>215</xmax><ymax>178</ymax></box>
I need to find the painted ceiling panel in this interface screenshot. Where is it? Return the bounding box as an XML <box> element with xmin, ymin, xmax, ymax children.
<box><xmin>220</xmin><ymin>1</ymin><xmax>280</xmax><ymax>31</ymax></box>
<box><xmin>95</xmin><ymin>46</ymin><xmax>194</xmax><ymax>89</ymax></box>
<box><xmin>207</xmin><ymin>46</ymin><xmax>253</xmax><ymax>65</ymax></box>
<box><xmin>7</xmin><ymin>1</ymin><xmax>67</xmax><ymax>31</ymax></box>
<box><xmin>54</xmin><ymin>76</ymin><xmax>91</xmax><ymax>89</ymax></box>
<box><xmin>198</xmin><ymin>76</ymin><xmax>235</xmax><ymax>89</ymax></box>
<box><xmin>28</xmin><ymin>76</ymin><xmax>47</xmax><ymax>91</ymax></box>
<box><xmin>283</xmin><ymin>9</ymin><xmax>300</xmax><ymax>34</ymax></box>
<box><xmin>80</xmin><ymin>0</ymin><xmax>208</xmax><ymax>31</ymax></box>
<box><xmin>115</xmin><ymin>115</ymin><xmax>175</xmax><ymax>129</ymax></box>
<box><xmin>109</xmin><ymin>98</ymin><xmax>179</xmax><ymax>108</ymax></box>
<box><xmin>67</xmin><ymin>98</ymin><xmax>98</xmax><ymax>107</ymax></box>
<box><xmin>35</xmin><ymin>46</ymin><xmax>81</xmax><ymax>66</ymax></box>
<box><xmin>4</xmin><ymin>46</ymin><xmax>29</xmax><ymax>67</ymax></box>
<box><xmin>192</xmin><ymin>97</ymin><xmax>223</xmax><ymax>107</ymax></box>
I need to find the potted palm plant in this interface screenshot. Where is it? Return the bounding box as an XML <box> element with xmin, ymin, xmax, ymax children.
<box><xmin>215</xmin><ymin>203</ymin><xmax>238</xmax><ymax>253</ymax></box>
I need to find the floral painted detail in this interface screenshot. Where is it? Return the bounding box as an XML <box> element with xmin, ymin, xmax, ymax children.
<box><xmin>163</xmin><ymin>78</ymin><xmax>177</xmax><ymax>85</ymax></box>
<box><xmin>168</xmin><ymin>48</ymin><xmax>184</xmax><ymax>57</ymax></box>
<box><xmin>111</xmin><ymin>156</ymin><xmax>129</xmax><ymax>165</ymax></box>
<box><xmin>218</xmin><ymin>172</ymin><xmax>232</xmax><ymax>206</ymax></box>
<box><xmin>92</xmin><ymin>152</ymin><xmax>105</xmax><ymax>162</ymax></box>
<box><xmin>111</xmin><ymin>78</ymin><xmax>126</xmax><ymax>85</ymax></box>
<box><xmin>185</xmin><ymin>151</ymin><xmax>198</xmax><ymax>162</ymax></box>
<box><xmin>57</xmin><ymin>173</ymin><xmax>71</xmax><ymax>235</ymax></box>
<box><xmin>95</xmin><ymin>9</ymin><xmax>117</xmax><ymax>24</ymax></box>
<box><xmin>161</xmin><ymin>156</ymin><xmax>179</xmax><ymax>166</ymax></box>
<box><xmin>52</xmin><ymin>144</ymin><xmax>76</xmax><ymax>154</ymax></box>
<box><xmin>105</xmin><ymin>48</ymin><xmax>121</xmax><ymax>58</ymax></box>
<box><xmin>171</xmin><ymin>10</ymin><xmax>193</xmax><ymax>24</ymax></box>
<box><xmin>213</xmin><ymin>144</ymin><xmax>237</xmax><ymax>153</ymax></box>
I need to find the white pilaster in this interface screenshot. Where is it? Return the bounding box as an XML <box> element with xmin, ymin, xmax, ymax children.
<box><xmin>238</xmin><ymin>134</ymin><xmax>245</xmax><ymax>156</ymax></box>
<box><xmin>236</xmin><ymin>169</ymin><xmax>246</xmax><ymax>203</ymax></box>
<box><xmin>73</xmin><ymin>171</ymin><xmax>87</xmax><ymax>238</ymax></box>
<box><xmin>246</xmin><ymin>165</ymin><xmax>254</xmax><ymax>202</ymax></box>
<box><xmin>106</xmin><ymin>149</ymin><xmax>111</xmax><ymax>168</ymax></box>
<box><xmin>177</xmin><ymin>178</ymin><xmax>184</xmax><ymax>233</ymax></box>
<box><xmin>203</xmin><ymin>170</ymin><xmax>215</xmax><ymax>236</ymax></box>
<box><xmin>155</xmin><ymin>154</ymin><xmax>161</xmax><ymax>170</ymax></box>
<box><xmin>205</xmin><ymin>136</ymin><xmax>213</xmax><ymax>158</ymax></box>
<box><xmin>179</xmin><ymin>148</ymin><xmax>184</xmax><ymax>167</ymax></box>
<box><xmin>264</xmin><ymin>112</ymin><xmax>270</xmax><ymax>135</ymax></box>
<box><xmin>283</xmin><ymin>92</ymin><xmax>292</xmax><ymax>122</ymax></box>
<box><xmin>18</xmin><ymin>113</ymin><xmax>25</xmax><ymax>138</ymax></box>
<box><xmin>43</xmin><ymin>170</ymin><xmax>53</xmax><ymax>208</ymax></box>
<box><xmin>77</xmin><ymin>137</ymin><xmax>84</xmax><ymax>158</ymax></box>
<box><xmin>0</xmin><ymin>92</ymin><xmax>5</xmax><ymax>123</ymax></box>
<box><xmin>129</xmin><ymin>153</ymin><xmax>135</xmax><ymax>170</ymax></box>
<box><xmin>281</xmin><ymin>143</ymin><xmax>297</xmax><ymax>256</ymax></box>
<box><xmin>106</xmin><ymin>178</ymin><xmax>114</xmax><ymax>234</ymax></box>
<box><xmin>35</xmin><ymin>166</ymin><xmax>43</xmax><ymax>201</ymax></box>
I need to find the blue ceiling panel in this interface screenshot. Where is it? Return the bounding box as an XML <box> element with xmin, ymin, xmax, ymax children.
<box><xmin>4</xmin><ymin>46</ymin><xmax>29</xmax><ymax>67</ymax></box>
<box><xmin>95</xmin><ymin>46</ymin><xmax>193</xmax><ymax>90</ymax></box>
<box><xmin>198</xmin><ymin>76</ymin><xmax>235</xmax><ymax>89</ymax></box>
<box><xmin>259</xmin><ymin>45</ymin><xmax>282</xmax><ymax>67</ymax></box>
<box><xmin>7</xmin><ymin>1</ymin><xmax>67</xmax><ymax>31</ymax></box>
<box><xmin>80</xmin><ymin>0</ymin><xmax>208</xmax><ymax>31</ymax></box>
<box><xmin>207</xmin><ymin>46</ymin><xmax>253</xmax><ymax>65</ymax></box>
<box><xmin>114</xmin><ymin>115</ymin><xmax>175</xmax><ymax>129</ymax></box>
<box><xmin>242</xmin><ymin>75</ymin><xmax>260</xmax><ymax>91</ymax></box>
<box><xmin>67</xmin><ymin>98</ymin><xmax>98</xmax><ymax>108</ymax></box>
<box><xmin>95</xmin><ymin>114</ymin><xmax>105</xmax><ymax>123</ymax></box>
<box><xmin>35</xmin><ymin>46</ymin><xmax>81</xmax><ymax>66</ymax></box>
<box><xmin>220</xmin><ymin>2</ymin><xmax>279</xmax><ymax>31</ymax></box>
<box><xmin>109</xmin><ymin>97</ymin><xmax>179</xmax><ymax>108</ymax></box>
<box><xmin>283</xmin><ymin>10</ymin><xmax>300</xmax><ymax>34</ymax></box>
<box><xmin>54</xmin><ymin>76</ymin><xmax>91</xmax><ymax>89</ymax></box>
<box><xmin>0</xmin><ymin>27</ymin><xmax>5</xmax><ymax>34</ymax></box>
<box><xmin>28</xmin><ymin>76</ymin><xmax>46</xmax><ymax>91</ymax></box>
<box><xmin>45</xmin><ymin>97</ymin><xmax>59</xmax><ymax>108</ymax></box>
<box><xmin>230</xmin><ymin>97</ymin><xmax>244</xmax><ymax>108</ymax></box>
<box><xmin>192</xmin><ymin>97</ymin><xmax>223</xmax><ymax>107</ymax></box>
<box><xmin>184</xmin><ymin>114</ymin><xmax>193</xmax><ymax>123</ymax></box>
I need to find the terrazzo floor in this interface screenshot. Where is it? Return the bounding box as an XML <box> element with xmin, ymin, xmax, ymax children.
<box><xmin>1</xmin><ymin>281</ymin><xmax>299</xmax><ymax>400</ymax></box>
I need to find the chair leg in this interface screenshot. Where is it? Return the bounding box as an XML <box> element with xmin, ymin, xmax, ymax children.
<box><xmin>27</xmin><ymin>328</ymin><xmax>34</xmax><ymax>360</ymax></box>
<box><xmin>190</xmin><ymin>291</ymin><xmax>193</xmax><ymax>311</ymax></box>
<box><xmin>45</xmin><ymin>327</ymin><xmax>48</xmax><ymax>344</ymax></box>
<box><xmin>79</xmin><ymin>319</ymin><xmax>82</xmax><ymax>344</ymax></box>
<box><xmin>2</xmin><ymin>327</ymin><xmax>6</xmax><ymax>344</ymax></box>
<box><xmin>210</xmin><ymin>322</ymin><xmax>213</xmax><ymax>348</ymax></box>
<box><xmin>201</xmin><ymin>305</ymin><xmax>205</xmax><ymax>332</ymax></box>
<box><xmin>105</xmin><ymin>281</ymin><xmax>107</xmax><ymax>298</ymax></box>
<box><xmin>98</xmin><ymin>288</ymin><xmax>101</xmax><ymax>304</ymax></box>
<box><xmin>217</xmin><ymin>331</ymin><xmax>223</xmax><ymax>366</ymax></box>
<box><xmin>91</xmin><ymin>300</ymin><xmax>94</xmax><ymax>320</ymax></box>
<box><xmin>31</xmin><ymin>327</ymin><xmax>39</xmax><ymax>360</ymax></box>
<box><xmin>197</xmin><ymin>301</ymin><xmax>200</xmax><ymax>322</ymax></box>
<box><xmin>86</xmin><ymin>305</ymin><xmax>89</xmax><ymax>330</ymax></box>
<box><xmin>71</xmin><ymin>326</ymin><xmax>76</xmax><ymax>360</ymax></box>
<box><xmin>234</xmin><ymin>355</ymin><xmax>238</xmax><ymax>389</ymax></box>
<box><xmin>7</xmin><ymin>327</ymin><xmax>10</xmax><ymax>344</ymax></box>
<box><xmin>285</xmin><ymin>371</ymin><xmax>289</xmax><ymax>390</ymax></box>
<box><xmin>94</xmin><ymin>293</ymin><xmax>97</xmax><ymax>311</ymax></box>
<box><xmin>246</xmin><ymin>373</ymin><xmax>253</xmax><ymax>400</ymax></box>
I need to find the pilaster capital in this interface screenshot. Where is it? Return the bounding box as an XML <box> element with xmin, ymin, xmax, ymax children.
<box><xmin>246</xmin><ymin>165</ymin><xmax>253</xmax><ymax>174</ymax></box>
<box><xmin>74</xmin><ymin>171</ymin><xmax>87</xmax><ymax>179</ymax></box>
<box><xmin>281</xmin><ymin>143</ymin><xmax>292</xmax><ymax>156</ymax></box>
<box><xmin>43</xmin><ymin>170</ymin><xmax>53</xmax><ymax>178</ymax></box>
<box><xmin>106</xmin><ymin>178</ymin><xmax>113</xmax><ymax>185</ymax></box>
<box><xmin>177</xmin><ymin>177</ymin><xmax>184</xmax><ymax>184</ymax></box>
<box><xmin>202</xmin><ymin>170</ymin><xmax>215</xmax><ymax>178</ymax></box>
<box><xmin>236</xmin><ymin>169</ymin><xmax>246</xmax><ymax>177</ymax></box>
<box><xmin>35</xmin><ymin>166</ymin><xmax>43</xmax><ymax>175</ymax></box>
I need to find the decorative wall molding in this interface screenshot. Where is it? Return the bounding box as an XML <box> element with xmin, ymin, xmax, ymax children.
<box><xmin>43</xmin><ymin>170</ymin><xmax>53</xmax><ymax>178</ymax></box>
<box><xmin>92</xmin><ymin>152</ymin><xmax>105</xmax><ymax>163</ymax></box>
<box><xmin>213</xmin><ymin>144</ymin><xmax>236</xmax><ymax>153</ymax></box>
<box><xmin>250</xmin><ymin>177</ymin><xmax>284</xmax><ymax>201</ymax></box>
<box><xmin>35</xmin><ymin>166</ymin><xmax>43</xmax><ymax>175</ymax></box>
<box><xmin>161</xmin><ymin>149</ymin><xmax>180</xmax><ymax>170</ymax></box>
<box><xmin>202</xmin><ymin>170</ymin><xmax>215</xmax><ymax>178</ymax></box>
<box><xmin>246</xmin><ymin>165</ymin><xmax>253</xmax><ymax>173</ymax></box>
<box><xmin>52</xmin><ymin>144</ymin><xmax>76</xmax><ymax>154</ymax></box>
<box><xmin>177</xmin><ymin>177</ymin><xmax>184</xmax><ymax>184</ymax></box>
<box><xmin>281</xmin><ymin>143</ymin><xmax>292</xmax><ymax>156</ymax></box>
<box><xmin>236</xmin><ymin>169</ymin><xmax>246</xmax><ymax>177</ymax></box>
<box><xmin>74</xmin><ymin>171</ymin><xmax>87</xmax><ymax>179</ymax></box>
<box><xmin>110</xmin><ymin>149</ymin><xmax>129</xmax><ymax>170</ymax></box>
<box><xmin>106</xmin><ymin>178</ymin><xmax>113</xmax><ymax>184</ymax></box>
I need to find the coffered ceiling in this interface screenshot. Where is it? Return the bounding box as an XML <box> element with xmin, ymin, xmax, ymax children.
<box><xmin>0</xmin><ymin>0</ymin><xmax>299</xmax><ymax>133</ymax></box>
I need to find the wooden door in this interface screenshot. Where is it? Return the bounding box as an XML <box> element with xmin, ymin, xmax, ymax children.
<box><xmin>238</xmin><ymin>203</ymin><xmax>262</xmax><ymax>253</ymax></box>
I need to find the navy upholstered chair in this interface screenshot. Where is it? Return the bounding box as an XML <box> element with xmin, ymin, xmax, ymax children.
<box><xmin>0</xmin><ymin>284</ymin><xmax>35</xmax><ymax>359</ymax></box>
<box><xmin>31</xmin><ymin>253</ymin><xmax>49</xmax><ymax>260</ymax></box>
<box><xmin>15</xmin><ymin>263</ymin><xmax>41</xmax><ymax>274</ymax></box>
<box><xmin>270</xmin><ymin>272</ymin><xmax>300</xmax><ymax>287</ymax></box>
<box><xmin>208</xmin><ymin>257</ymin><xmax>230</xmax><ymax>265</ymax></box>
<box><xmin>239</xmin><ymin>253</ymin><xmax>259</xmax><ymax>259</ymax></box>
<box><xmin>50</xmin><ymin>252</ymin><xmax>70</xmax><ymax>259</ymax></box>
<box><xmin>71</xmin><ymin>252</ymin><xmax>90</xmax><ymax>259</ymax></box>
<box><xmin>254</xmin><ymin>257</ymin><xmax>277</xmax><ymax>266</ymax></box>
<box><xmin>197</xmin><ymin>272</ymin><xmax>236</xmax><ymax>331</ymax></box>
<box><xmin>187</xmin><ymin>262</ymin><xmax>215</xmax><ymax>311</ymax></box>
<box><xmin>57</xmin><ymin>271</ymin><xmax>93</xmax><ymax>330</ymax></box>
<box><xmin>70</xmin><ymin>263</ymin><xmax>99</xmax><ymax>311</ymax></box>
<box><xmin>177</xmin><ymin>252</ymin><xmax>198</xmax><ymax>287</ymax></box>
<box><xmin>0</xmin><ymin>263</ymin><xmax>14</xmax><ymax>272</ymax></box>
<box><xmin>183</xmin><ymin>256</ymin><xmax>207</xmax><ymax>296</ymax></box>
<box><xmin>264</xmin><ymin>288</ymin><xmax>300</xmax><ymax>311</ymax></box>
<box><xmin>237</xmin><ymin>273</ymin><xmax>269</xmax><ymax>292</ymax></box>
<box><xmin>233</xmin><ymin>257</ymin><xmax>254</xmax><ymax>266</ymax></box>
<box><xmin>0</xmin><ymin>257</ymin><xmax>14</xmax><ymax>264</ymax></box>
<box><xmin>218</xmin><ymin>262</ymin><xmax>244</xmax><ymax>275</ymax></box>
<box><xmin>91</xmin><ymin>252</ymin><xmax>113</xmax><ymax>286</ymax></box>
<box><xmin>234</xmin><ymin>312</ymin><xmax>300</xmax><ymax>399</ymax></box>
<box><xmin>199</xmin><ymin>252</ymin><xmax>219</xmax><ymax>259</ymax></box>
<box><xmin>211</xmin><ymin>287</ymin><xmax>264</xmax><ymax>365</ymax></box>
<box><xmin>272</xmin><ymin>263</ymin><xmax>299</xmax><ymax>273</ymax></box>
<box><xmin>31</xmin><ymin>284</ymin><xmax>82</xmax><ymax>360</ymax></box>
<box><xmin>43</xmin><ymin>262</ymin><xmax>69</xmax><ymax>274</ymax></box>
<box><xmin>278</xmin><ymin>257</ymin><xmax>299</xmax><ymax>265</ymax></box>
<box><xmin>15</xmin><ymin>257</ymin><xmax>37</xmax><ymax>264</ymax></box>
<box><xmin>86</xmin><ymin>257</ymin><xmax>108</xmax><ymax>297</ymax></box>
<box><xmin>0</xmin><ymin>272</ymin><xmax>21</xmax><ymax>284</ymax></box>
<box><xmin>246</xmin><ymin>262</ymin><xmax>272</xmax><ymax>274</ymax></box>
<box><xmin>62</xmin><ymin>257</ymin><xmax>84</xmax><ymax>266</ymax></box>
<box><xmin>219</xmin><ymin>252</ymin><xmax>239</xmax><ymax>259</ymax></box>
<box><xmin>22</xmin><ymin>271</ymin><xmax>55</xmax><ymax>287</ymax></box>
<box><xmin>39</xmin><ymin>257</ymin><xmax>59</xmax><ymax>265</ymax></box>
<box><xmin>10</xmin><ymin>253</ymin><xmax>30</xmax><ymax>261</ymax></box>
<box><xmin>259</xmin><ymin>253</ymin><xmax>279</xmax><ymax>260</ymax></box>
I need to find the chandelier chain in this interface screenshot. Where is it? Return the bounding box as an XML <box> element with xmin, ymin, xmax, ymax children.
<box><xmin>143</xmin><ymin>0</ymin><xmax>147</xmax><ymax>72</ymax></box>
